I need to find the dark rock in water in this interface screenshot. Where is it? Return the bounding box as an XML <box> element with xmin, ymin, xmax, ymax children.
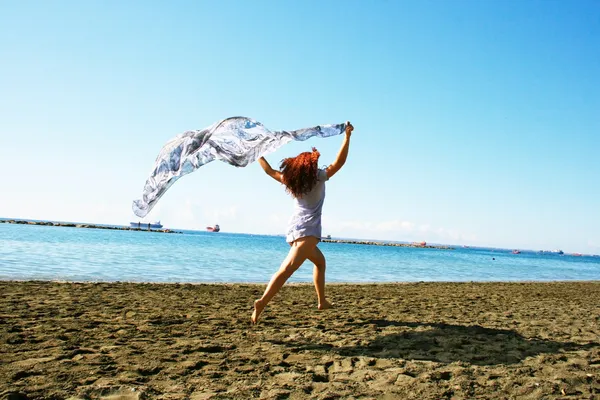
<box><xmin>321</xmin><ymin>238</ymin><xmax>453</xmax><ymax>250</ymax></box>
<box><xmin>6</xmin><ymin>392</ymin><xmax>30</xmax><ymax>400</ymax></box>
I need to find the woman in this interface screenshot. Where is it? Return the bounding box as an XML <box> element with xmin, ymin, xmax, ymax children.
<box><xmin>251</xmin><ymin>122</ymin><xmax>354</xmax><ymax>324</ymax></box>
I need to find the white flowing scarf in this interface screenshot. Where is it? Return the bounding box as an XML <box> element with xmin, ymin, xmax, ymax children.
<box><xmin>132</xmin><ymin>116</ymin><xmax>347</xmax><ymax>217</ymax></box>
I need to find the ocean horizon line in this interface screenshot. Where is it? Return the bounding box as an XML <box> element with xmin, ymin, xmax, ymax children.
<box><xmin>2</xmin><ymin>216</ymin><xmax>598</xmax><ymax>257</ymax></box>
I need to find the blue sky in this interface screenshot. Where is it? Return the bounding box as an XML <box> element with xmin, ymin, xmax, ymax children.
<box><xmin>1</xmin><ymin>0</ymin><xmax>599</xmax><ymax>254</ymax></box>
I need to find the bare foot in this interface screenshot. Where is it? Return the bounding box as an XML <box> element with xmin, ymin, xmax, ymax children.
<box><xmin>251</xmin><ymin>299</ymin><xmax>265</xmax><ymax>324</ymax></box>
<box><xmin>318</xmin><ymin>299</ymin><xmax>333</xmax><ymax>310</ymax></box>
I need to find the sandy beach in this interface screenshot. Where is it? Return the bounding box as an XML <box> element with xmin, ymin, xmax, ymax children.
<box><xmin>1</xmin><ymin>281</ymin><xmax>599</xmax><ymax>399</ymax></box>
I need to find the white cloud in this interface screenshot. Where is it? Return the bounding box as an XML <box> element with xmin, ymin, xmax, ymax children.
<box><xmin>322</xmin><ymin>217</ymin><xmax>477</xmax><ymax>245</ymax></box>
<box><xmin>418</xmin><ymin>224</ymin><xmax>431</xmax><ymax>232</ymax></box>
<box><xmin>587</xmin><ymin>239</ymin><xmax>600</xmax><ymax>249</ymax></box>
<box><xmin>126</xmin><ymin>194</ymin><xmax>480</xmax><ymax>245</ymax></box>
<box><xmin>375</xmin><ymin>220</ymin><xmax>415</xmax><ymax>232</ymax></box>
<box><xmin>148</xmin><ymin>198</ymin><xmax>240</xmax><ymax>230</ymax></box>
<box><xmin>268</xmin><ymin>213</ymin><xmax>287</xmax><ymax>226</ymax></box>
<box><xmin>203</xmin><ymin>205</ymin><xmax>238</xmax><ymax>223</ymax></box>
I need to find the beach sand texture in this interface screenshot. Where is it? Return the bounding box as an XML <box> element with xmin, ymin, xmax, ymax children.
<box><xmin>1</xmin><ymin>281</ymin><xmax>599</xmax><ymax>399</ymax></box>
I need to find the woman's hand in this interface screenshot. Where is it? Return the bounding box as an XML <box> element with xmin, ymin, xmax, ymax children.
<box><xmin>345</xmin><ymin>121</ymin><xmax>354</xmax><ymax>136</ymax></box>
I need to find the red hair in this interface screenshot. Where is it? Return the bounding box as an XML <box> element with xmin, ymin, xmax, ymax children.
<box><xmin>279</xmin><ymin>147</ymin><xmax>320</xmax><ymax>198</ymax></box>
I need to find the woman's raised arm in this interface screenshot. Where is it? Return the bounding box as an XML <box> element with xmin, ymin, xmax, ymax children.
<box><xmin>258</xmin><ymin>156</ymin><xmax>283</xmax><ymax>183</ymax></box>
<box><xmin>326</xmin><ymin>122</ymin><xmax>353</xmax><ymax>179</ymax></box>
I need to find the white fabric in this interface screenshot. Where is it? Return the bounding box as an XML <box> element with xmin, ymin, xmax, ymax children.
<box><xmin>132</xmin><ymin>116</ymin><xmax>347</xmax><ymax>217</ymax></box>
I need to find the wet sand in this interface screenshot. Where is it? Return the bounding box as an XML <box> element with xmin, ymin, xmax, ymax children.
<box><xmin>1</xmin><ymin>281</ymin><xmax>599</xmax><ymax>399</ymax></box>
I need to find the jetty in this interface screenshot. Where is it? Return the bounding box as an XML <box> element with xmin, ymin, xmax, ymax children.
<box><xmin>0</xmin><ymin>219</ymin><xmax>182</xmax><ymax>234</ymax></box>
<box><xmin>321</xmin><ymin>238</ymin><xmax>454</xmax><ymax>250</ymax></box>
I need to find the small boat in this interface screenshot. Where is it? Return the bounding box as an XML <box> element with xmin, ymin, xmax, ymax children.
<box><xmin>512</xmin><ymin>250</ymin><xmax>521</xmax><ymax>254</ymax></box>
<box><xmin>130</xmin><ymin>221</ymin><xmax>163</xmax><ymax>229</ymax></box>
<box><xmin>206</xmin><ymin>224</ymin><xmax>220</xmax><ymax>232</ymax></box>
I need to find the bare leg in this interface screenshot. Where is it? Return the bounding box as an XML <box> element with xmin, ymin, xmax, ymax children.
<box><xmin>251</xmin><ymin>236</ymin><xmax>319</xmax><ymax>324</ymax></box>
<box><xmin>307</xmin><ymin>246</ymin><xmax>332</xmax><ymax>309</ymax></box>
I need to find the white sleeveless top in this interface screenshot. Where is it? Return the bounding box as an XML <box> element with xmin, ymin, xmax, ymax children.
<box><xmin>285</xmin><ymin>169</ymin><xmax>328</xmax><ymax>243</ymax></box>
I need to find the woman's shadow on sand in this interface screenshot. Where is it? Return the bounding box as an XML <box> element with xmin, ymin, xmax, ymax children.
<box><xmin>268</xmin><ymin>319</ymin><xmax>598</xmax><ymax>366</ymax></box>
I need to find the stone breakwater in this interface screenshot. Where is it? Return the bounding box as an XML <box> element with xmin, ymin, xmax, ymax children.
<box><xmin>321</xmin><ymin>238</ymin><xmax>454</xmax><ymax>250</ymax></box>
<box><xmin>0</xmin><ymin>219</ymin><xmax>181</xmax><ymax>234</ymax></box>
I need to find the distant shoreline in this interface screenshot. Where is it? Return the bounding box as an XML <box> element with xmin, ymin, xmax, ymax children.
<box><xmin>0</xmin><ymin>218</ymin><xmax>452</xmax><ymax>248</ymax></box>
<box><xmin>321</xmin><ymin>238</ymin><xmax>454</xmax><ymax>250</ymax></box>
<box><xmin>0</xmin><ymin>218</ymin><xmax>182</xmax><ymax>234</ymax></box>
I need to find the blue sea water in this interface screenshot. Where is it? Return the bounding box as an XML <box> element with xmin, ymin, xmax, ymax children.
<box><xmin>1</xmin><ymin>223</ymin><xmax>599</xmax><ymax>283</ymax></box>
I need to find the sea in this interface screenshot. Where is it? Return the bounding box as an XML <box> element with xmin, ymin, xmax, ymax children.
<box><xmin>1</xmin><ymin>222</ymin><xmax>599</xmax><ymax>284</ymax></box>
